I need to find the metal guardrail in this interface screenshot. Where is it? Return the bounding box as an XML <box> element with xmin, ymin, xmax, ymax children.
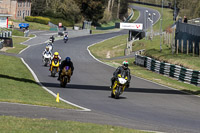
<box><xmin>135</xmin><ymin>54</ymin><xmax>200</xmax><ymax>86</ymax></box>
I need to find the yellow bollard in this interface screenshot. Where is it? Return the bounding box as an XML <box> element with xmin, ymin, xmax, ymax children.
<box><xmin>56</xmin><ymin>93</ymin><xmax>59</xmax><ymax>103</ymax></box>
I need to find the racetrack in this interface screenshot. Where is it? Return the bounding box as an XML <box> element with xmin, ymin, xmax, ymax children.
<box><xmin>2</xmin><ymin>5</ymin><xmax>200</xmax><ymax>133</ymax></box>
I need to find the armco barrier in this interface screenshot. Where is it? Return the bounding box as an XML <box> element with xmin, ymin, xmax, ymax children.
<box><xmin>135</xmin><ymin>54</ymin><xmax>200</xmax><ymax>86</ymax></box>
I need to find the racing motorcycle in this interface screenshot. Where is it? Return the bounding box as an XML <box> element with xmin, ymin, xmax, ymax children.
<box><xmin>46</xmin><ymin>43</ymin><xmax>53</xmax><ymax>51</ymax></box>
<box><xmin>50</xmin><ymin>58</ymin><xmax>59</xmax><ymax>77</ymax></box>
<box><xmin>60</xmin><ymin>66</ymin><xmax>71</xmax><ymax>87</ymax></box>
<box><xmin>43</xmin><ymin>53</ymin><xmax>51</xmax><ymax>66</ymax></box>
<box><xmin>64</xmin><ymin>36</ymin><xmax>68</xmax><ymax>43</ymax></box>
<box><xmin>111</xmin><ymin>74</ymin><xmax>128</xmax><ymax>99</ymax></box>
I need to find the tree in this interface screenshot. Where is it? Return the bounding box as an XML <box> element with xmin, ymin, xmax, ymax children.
<box><xmin>57</xmin><ymin>0</ymin><xmax>81</xmax><ymax>23</ymax></box>
<box><xmin>31</xmin><ymin>0</ymin><xmax>81</xmax><ymax>24</ymax></box>
<box><xmin>75</xmin><ymin>0</ymin><xmax>106</xmax><ymax>25</ymax></box>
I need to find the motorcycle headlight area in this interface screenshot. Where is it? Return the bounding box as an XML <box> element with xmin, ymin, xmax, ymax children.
<box><xmin>118</xmin><ymin>78</ymin><xmax>127</xmax><ymax>84</ymax></box>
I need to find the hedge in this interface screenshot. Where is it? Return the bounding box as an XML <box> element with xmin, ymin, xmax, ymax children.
<box><xmin>49</xmin><ymin>17</ymin><xmax>74</xmax><ymax>27</ymax></box>
<box><xmin>25</xmin><ymin>16</ymin><xmax>50</xmax><ymax>25</ymax></box>
<box><xmin>25</xmin><ymin>16</ymin><xmax>74</xmax><ymax>27</ymax></box>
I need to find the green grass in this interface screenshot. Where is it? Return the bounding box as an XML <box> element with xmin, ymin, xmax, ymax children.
<box><xmin>91</xmin><ymin>29</ymin><xmax>120</xmax><ymax>34</ymax></box>
<box><xmin>12</xmin><ymin>20</ymin><xmax>50</xmax><ymax>30</ymax></box>
<box><xmin>0</xmin><ymin>55</ymin><xmax>78</xmax><ymax>109</ymax></box>
<box><xmin>100</xmin><ymin>20</ymin><xmax>120</xmax><ymax>27</ymax></box>
<box><xmin>132</xmin><ymin>3</ymin><xmax>174</xmax><ymax>32</ymax></box>
<box><xmin>132</xmin><ymin>36</ymin><xmax>200</xmax><ymax>71</ymax></box>
<box><xmin>6</xmin><ymin>37</ymin><xmax>28</xmax><ymax>54</ymax></box>
<box><xmin>129</xmin><ymin>9</ymin><xmax>140</xmax><ymax>23</ymax></box>
<box><xmin>103</xmin><ymin>58</ymin><xmax>200</xmax><ymax>94</ymax></box>
<box><xmin>89</xmin><ymin>35</ymin><xmax>200</xmax><ymax>94</ymax></box>
<box><xmin>89</xmin><ymin>35</ymin><xmax>127</xmax><ymax>58</ymax></box>
<box><xmin>0</xmin><ymin>116</ymin><xmax>151</xmax><ymax>133</ymax></box>
<box><xmin>11</xmin><ymin>29</ymin><xmax>24</xmax><ymax>36</ymax></box>
<box><xmin>26</xmin><ymin>21</ymin><xmax>50</xmax><ymax>30</ymax></box>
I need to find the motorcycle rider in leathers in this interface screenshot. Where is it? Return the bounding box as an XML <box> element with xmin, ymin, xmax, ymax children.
<box><xmin>49</xmin><ymin>52</ymin><xmax>61</xmax><ymax>71</ymax></box>
<box><xmin>57</xmin><ymin>57</ymin><xmax>74</xmax><ymax>81</ymax></box>
<box><xmin>42</xmin><ymin>46</ymin><xmax>52</xmax><ymax>59</ymax></box>
<box><xmin>110</xmin><ymin>61</ymin><xmax>131</xmax><ymax>89</ymax></box>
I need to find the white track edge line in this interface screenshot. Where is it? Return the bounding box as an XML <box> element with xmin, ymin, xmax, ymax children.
<box><xmin>87</xmin><ymin>38</ymin><xmax>200</xmax><ymax>98</ymax></box>
<box><xmin>19</xmin><ymin>45</ymin><xmax>30</xmax><ymax>54</ymax></box>
<box><xmin>20</xmin><ymin>58</ymin><xmax>91</xmax><ymax>111</ymax></box>
<box><xmin>87</xmin><ymin>39</ymin><xmax>165</xmax><ymax>133</ymax></box>
<box><xmin>20</xmin><ymin>34</ymin><xmax>37</xmax><ymax>45</ymax></box>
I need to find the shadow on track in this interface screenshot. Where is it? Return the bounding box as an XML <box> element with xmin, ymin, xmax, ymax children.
<box><xmin>40</xmin><ymin>82</ymin><xmax>189</xmax><ymax>95</ymax></box>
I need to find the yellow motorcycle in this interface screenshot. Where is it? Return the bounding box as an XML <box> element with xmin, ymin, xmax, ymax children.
<box><xmin>50</xmin><ymin>58</ymin><xmax>59</xmax><ymax>77</ymax></box>
<box><xmin>111</xmin><ymin>74</ymin><xmax>128</xmax><ymax>99</ymax></box>
<box><xmin>60</xmin><ymin>66</ymin><xmax>72</xmax><ymax>87</ymax></box>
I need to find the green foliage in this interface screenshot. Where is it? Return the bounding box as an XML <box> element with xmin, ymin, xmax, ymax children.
<box><xmin>25</xmin><ymin>16</ymin><xmax>73</xmax><ymax>27</ymax></box>
<box><xmin>31</xmin><ymin>0</ymin><xmax>81</xmax><ymax>24</ymax></box>
<box><xmin>25</xmin><ymin>16</ymin><xmax>50</xmax><ymax>25</ymax></box>
<box><xmin>119</xmin><ymin>0</ymin><xmax>129</xmax><ymax>20</ymax></box>
<box><xmin>49</xmin><ymin>17</ymin><xmax>74</xmax><ymax>27</ymax></box>
<box><xmin>25</xmin><ymin>16</ymin><xmax>34</xmax><ymax>22</ymax></box>
<box><xmin>136</xmin><ymin>0</ymin><xmax>200</xmax><ymax>19</ymax></box>
<box><xmin>75</xmin><ymin>0</ymin><xmax>107</xmax><ymax>25</ymax></box>
<box><xmin>33</xmin><ymin>16</ymin><xmax>50</xmax><ymax>25</ymax></box>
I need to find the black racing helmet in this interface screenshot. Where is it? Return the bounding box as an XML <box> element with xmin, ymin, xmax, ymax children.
<box><xmin>122</xmin><ymin>61</ymin><xmax>129</xmax><ymax>69</ymax></box>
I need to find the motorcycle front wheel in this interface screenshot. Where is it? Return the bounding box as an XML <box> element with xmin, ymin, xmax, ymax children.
<box><xmin>111</xmin><ymin>91</ymin><xmax>115</xmax><ymax>98</ymax></box>
<box><xmin>51</xmin><ymin>67</ymin><xmax>57</xmax><ymax>77</ymax></box>
<box><xmin>114</xmin><ymin>86</ymin><xmax>120</xmax><ymax>99</ymax></box>
<box><xmin>60</xmin><ymin>76</ymin><xmax>67</xmax><ymax>88</ymax></box>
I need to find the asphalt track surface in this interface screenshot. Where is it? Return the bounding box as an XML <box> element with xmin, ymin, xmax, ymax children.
<box><xmin>1</xmin><ymin>6</ymin><xmax>200</xmax><ymax>133</ymax></box>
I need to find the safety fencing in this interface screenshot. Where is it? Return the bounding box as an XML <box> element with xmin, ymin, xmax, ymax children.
<box><xmin>49</xmin><ymin>22</ymin><xmax>58</xmax><ymax>31</ymax></box>
<box><xmin>135</xmin><ymin>54</ymin><xmax>200</xmax><ymax>86</ymax></box>
<box><xmin>0</xmin><ymin>30</ymin><xmax>13</xmax><ymax>49</ymax></box>
<box><xmin>0</xmin><ymin>31</ymin><xmax>12</xmax><ymax>38</ymax></box>
<box><xmin>175</xmin><ymin>21</ymin><xmax>200</xmax><ymax>55</ymax></box>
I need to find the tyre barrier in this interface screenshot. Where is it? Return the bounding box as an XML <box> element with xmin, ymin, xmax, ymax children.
<box><xmin>135</xmin><ymin>54</ymin><xmax>200</xmax><ymax>86</ymax></box>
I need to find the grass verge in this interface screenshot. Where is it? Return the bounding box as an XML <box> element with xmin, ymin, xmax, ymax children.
<box><xmin>6</xmin><ymin>37</ymin><xmax>28</xmax><ymax>54</ymax></box>
<box><xmin>0</xmin><ymin>54</ymin><xmax>78</xmax><ymax>109</ymax></box>
<box><xmin>132</xmin><ymin>36</ymin><xmax>200</xmax><ymax>71</ymax></box>
<box><xmin>0</xmin><ymin>116</ymin><xmax>151</xmax><ymax>133</ymax></box>
<box><xmin>13</xmin><ymin>20</ymin><xmax>50</xmax><ymax>30</ymax></box>
<box><xmin>129</xmin><ymin>8</ymin><xmax>140</xmax><ymax>23</ymax></box>
<box><xmin>89</xmin><ymin>35</ymin><xmax>127</xmax><ymax>58</ymax></box>
<box><xmin>89</xmin><ymin>35</ymin><xmax>200</xmax><ymax>95</ymax></box>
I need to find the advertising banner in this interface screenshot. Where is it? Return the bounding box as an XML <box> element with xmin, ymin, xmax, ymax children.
<box><xmin>120</xmin><ymin>23</ymin><xmax>143</xmax><ymax>30</ymax></box>
<box><xmin>0</xmin><ymin>17</ymin><xmax>7</xmax><ymax>28</ymax></box>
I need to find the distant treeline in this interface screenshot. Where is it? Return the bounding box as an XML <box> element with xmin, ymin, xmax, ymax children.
<box><xmin>132</xmin><ymin>0</ymin><xmax>200</xmax><ymax>19</ymax></box>
<box><xmin>31</xmin><ymin>0</ymin><xmax>129</xmax><ymax>26</ymax></box>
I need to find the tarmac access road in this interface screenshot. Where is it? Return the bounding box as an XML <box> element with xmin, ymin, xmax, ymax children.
<box><xmin>1</xmin><ymin>5</ymin><xmax>200</xmax><ymax>133</ymax></box>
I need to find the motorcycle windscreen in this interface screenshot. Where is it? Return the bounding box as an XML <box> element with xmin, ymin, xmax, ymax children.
<box><xmin>54</xmin><ymin>59</ymin><xmax>59</xmax><ymax>64</ymax></box>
